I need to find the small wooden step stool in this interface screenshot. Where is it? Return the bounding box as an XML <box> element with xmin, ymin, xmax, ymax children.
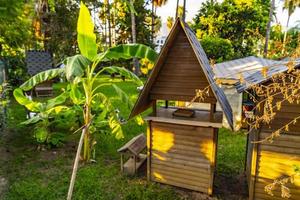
<box><xmin>117</xmin><ymin>133</ymin><xmax>147</xmax><ymax>175</ymax></box>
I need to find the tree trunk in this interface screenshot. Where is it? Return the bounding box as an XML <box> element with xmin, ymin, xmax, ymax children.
<box><xmin>182</xmin><ymin>0</ymin><xmax>186</xmax><ymax>21</ymax></box>
<box><xmin>151</xmin><ymin>1</ymin><xmax>155</xmax><ymax>43</ymax></box>
<box><xmin>175</xmin><ymin>0</ymin><xmax>179</xmax><ymax>18</ymax></box>
<box><xmin>130</xmin><ymin>0</ymin><xmax>140</xmax><ymax>75</ymax></box>
<box><xmin>282</xmin><ymin>14</ymin><xmax>291</xmax><ymax>55</ymax></box>
<box><xmin>264</xmin><ymin>0</ymin><xmax>275</xmax><ymax>58</ymax></box>
<box><xmin>106</xmin><ymin>0</ymin><xmax>112</xmax><ymax>47</ymax></box>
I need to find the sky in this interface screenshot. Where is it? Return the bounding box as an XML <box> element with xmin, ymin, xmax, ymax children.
<box><xmin>151</xmin><ymin>0</ymin><xmax>300</xmax><ymax>34</ymax></box>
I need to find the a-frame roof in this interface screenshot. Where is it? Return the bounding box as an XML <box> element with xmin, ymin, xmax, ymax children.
<box><xmin>130</xmin><ymin>18</ymin><xmax>233</xmax><ymax>129</ymax></box>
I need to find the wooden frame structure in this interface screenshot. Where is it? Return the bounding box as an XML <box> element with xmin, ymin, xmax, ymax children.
<box><xmin>129</xmin><ymin>18</ymin><xmax>233</xmax><ymax>195</ymax></box>
<box><xmin>117</xmin><ymin>133</ymin><xmax>147</xmax><ymax>175</ymax></box>
<box><xmin>236</xmin><ymin>67</ymin><xmax>300</xmax><ymax>199</ymax></box>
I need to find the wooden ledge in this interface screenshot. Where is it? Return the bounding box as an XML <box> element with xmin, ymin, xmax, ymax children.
<box><xmin>145</xmin><ymin>116</ymin><xmax>222</xmax><ymax>128</ymax></box>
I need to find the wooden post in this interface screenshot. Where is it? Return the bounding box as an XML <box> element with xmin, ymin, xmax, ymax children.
<box><xmin>208</xmin><ymin>128</ymin><xmax>217</xmax><ymax>195</ymax></box>
<box><xmin>152</xmin><ymin>100</ymin><xmax>157</xmax><ymax>116</ymax></box>
<box><xmin>147</xmin><ymin>122</ymin><xmax>152</xmax><ymax>181</ymax></box>
<box><xmin>210</xmin><ymin>103</ymin><xmax>216</xmax><ymax>122</ymax></box>
<box><xmin>134</xmin><ymin>156</ymin><xmax>137</xmax><ymax>174</ymax></box>
<box><xmin>120</xmin><ymin>154</ymin><xmax>124</xmax><ymax>173</ymax></box>
<box><xmin>249</xmin><ymin>129</ymin><xmax>259</xmax><ymax>200</ymax></box>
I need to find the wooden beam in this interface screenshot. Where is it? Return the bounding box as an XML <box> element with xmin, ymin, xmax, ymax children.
<box><xmin>210</xmin><ymin>103</ymin><xmax>216</xmax><ymax>122</ymax></box>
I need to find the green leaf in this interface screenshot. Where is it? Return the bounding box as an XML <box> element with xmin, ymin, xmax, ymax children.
<box><xmin>46</xmin><ymin>106</ymin><xmax>69</xmax><ymax>115</ymax></box>
<box><xmin>112</xmin><ymin>84</ymin><xmax>133</xmax><ymax>110</ymax></box>
<box><xmin>101</xmin><ymin>66</ymin><xmax>143</xmax><ymax>86</ymax></box>
<box><xmin>77</xmin><ymin>2</ymin><xmax>97</xmax><ymax>60</ymax></box>
<box><xmin>21</xmin><ymin>115</ymin><xmax>42</xmax><ymax>125</ymax></box>
<box><xmin>124</xmin><ymin>0</ymin><xmax>137</xmax><ymax>15</ymax></box>
<box><xmin>46</xmin><ymin>91</ymin><xmax>69</xmax><ymax>110</ymax></box>
<box><xmin>108</xmin><ymin>114</ymin><xmax>123</xmax><ymax>139</ymax></box>
<box><xmin>64</xmin><ymin>55</ymin><xmax>91</xmax><ymax>81</ymax></box>
<box><xmin>20</xmin><ymin>68</ymin><xmax>64</xmax><ymax>91</ymax></box>
<box><xmin>13</xmin><ymin>88</ymin><xmax>43</xmax><ymax>112</ymax></box>
<box><xmin>69</xmin><ymin>84</ymin><xmax>84</xmax><ymax>105</ymax></box>
<box><xmin>102</xmin><ymin>44</ymin><xmax>158</xmax><ymax>63</ymax></box>
<box><xmin>34</xmin><ymin>126</ymin><xmax>48</xmax><ymax>143</ymax></box>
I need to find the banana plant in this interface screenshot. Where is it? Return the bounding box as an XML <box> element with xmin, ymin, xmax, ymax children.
<box><xmin>14</xmin><ymin>2</ymin><xmax>157</xmax><ymax>161</ymax></box>
<box><xmin>13</xmin><ymin>84</ymin><xmax>69</xmax><ymax>145</ymax></box>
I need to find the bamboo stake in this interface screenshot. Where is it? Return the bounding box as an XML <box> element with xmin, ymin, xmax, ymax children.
<box><xmin>67</xmin><ymin>127</ymin><xmax>87</xmax><ymax>200</ymax></box>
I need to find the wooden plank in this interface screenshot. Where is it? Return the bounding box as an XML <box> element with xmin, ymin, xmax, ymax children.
<box><xmin>150</xmin><ymin>94</ymin><xmax>216</xmax><ymax>103</ymax></box>
<box><xmin>259</xmin><ymin>145</ymin><xmax>300</xmax><ymax>154</ymax></box>
<box><xmin>258</xmin><ymin>151</ymin><xmax>300</xmax><ymax>162</ymax></box>
<box><xmin>260</xmin><ymin>140</ymin><xmax>300</xmax><ymax>149</ymax></box>
<box><xmin>146</xmin><ymin>116</ymin><xmax>222</xmax><ymax>128</ymax></box>
<box><xmin>208</xmin><ymin>128</ymin><xmax>217</xmax><ymax>195</ymax></box>
<box><xmin>152</xmin><ymin>125</ymin><xmax>214</xmax><ymax>137</ymax></box>
<box><xmin>153</xmin><ymin>80</ymin><xmax>208</xmax><ymax>88</ymax></box>
<box><xmin>151</xmin><ymin>135</ymin><xmax>211</xmax><ymax>148</ymax></box>
<box><xmin>123</xmin><ymin>154</ymin><xmax>147</xmax><ymax>175</ymax></box>
<box><xmin>151</xmin><ymin>156</ymin><xmax>210</xmax><ymax>169</ymax></box>
<box><xmin>151</xmin><ymin>172</ymin><xmax>209</xmax><ymax>189</ymax></box>
<box><xmin>152</xmin><ymin>176</ymin><xmax>208</xmax><ymax>193</ymax></box>
<box><xmin>152</xmin><ymin>147</ymin><xmax>212</xmax><ymax>159</ymax></box>
<box><xmin>249</xmin><ymin>129</ymin><xmax>259</xmax><ymax>200</ymax></box>
<box><xmin>151</xmin><ymin>150</ymin><xmax>210</xmax><ymax>164</ymax></box>
<box><xmin>151</xmin><ymin>163</ymin><xmax>210</xmax><ymax>179</ymax></box>
<box><xmin>152</xmin><ymin>121</ymin><xmax>213</xmax><ymax>131</ymax></box>
<box><xmin>151</xmin><ymin>166</ymin><xmax>210</xmax><ymax>184</ymax></box>
<box><xmin>260</xmin><ymin>132</ymin><xmax>300</xmax><ymax>142</ymax></box>
<box><xmin>150</xmin><ymin>87</ymin><xmax>201</xmax><ymax>96</ymax></box>
<box><xmin>147</xmin><ymin>122</ymin><xmax>152</xmax><ymax>181</ymax></box>
<box><xmin>151</xmin><ymin>158</ymin><xmax>210</xmax><ymax>174</ymax></box>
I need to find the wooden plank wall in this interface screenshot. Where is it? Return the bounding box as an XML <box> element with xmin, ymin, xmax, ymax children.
<box><xmin>149</xmin><ymin>121</ymin><xmax>217</xmax><ymax>194</ymax></box>
<box><xmin>150</xmin><ymin>28</ymin><xmax>216</xmax><ymax>103</ymax></box>
<box><xmin>250</xmin><ymin>98</ymin><xmax>300</xmax><ymax>200</ymax></box>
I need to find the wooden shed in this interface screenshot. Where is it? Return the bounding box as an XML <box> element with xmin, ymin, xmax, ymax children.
<box><xmin>129</xmin><ymin>19</ymin><xmax>233</xmax><ymax>195</ymax></box>
<box><xmin>235</xmin><ymin>64</ymin><xmax>300</xmax><ymax>199</ymax></box>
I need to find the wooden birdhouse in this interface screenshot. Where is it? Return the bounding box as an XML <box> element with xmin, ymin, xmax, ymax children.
<box><xmin>117</xmin><ymin>133</ymin><xmax>147</xmax><ymax>175</ymax></box>
<box><xmin>129</xmin><ymin>19</ymin><xmax>233</xmax><ymax>195</ymax></box>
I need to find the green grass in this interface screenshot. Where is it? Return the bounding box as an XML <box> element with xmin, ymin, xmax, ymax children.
<box><xmin>0</xmin><ymin>77</ymin><xmax>247</xmax><ymax>200</ymax></box>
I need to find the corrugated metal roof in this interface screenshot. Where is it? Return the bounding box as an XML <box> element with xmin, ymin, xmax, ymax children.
<box><xmin>214</xmin><ymin>56</ymin><xmax>277</xmax><ymax>80</ymax></box>
<box><xmin>183</xmin><ymin>22</ymin><xmax>233</xmax><ymax>129</ymax></box>
<box><xmin>235</xmin><ymin>58</ymin><xmax>300</xmax><ymax>93</ymax></box>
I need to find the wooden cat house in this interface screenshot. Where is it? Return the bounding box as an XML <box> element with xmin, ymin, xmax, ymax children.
<box><xmin>129</xmin><ymin>19</ymin><xmax>233</xmax><ymax>195</ymax></box>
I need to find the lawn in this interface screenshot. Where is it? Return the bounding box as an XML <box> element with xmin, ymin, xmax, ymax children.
<box><xmin>0</xmin><ymin>77</ymin><xmax>247</xmax><ymax>200</ymax></box>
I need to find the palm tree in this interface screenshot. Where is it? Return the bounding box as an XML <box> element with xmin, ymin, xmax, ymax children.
<box><xmin>182</xmin><ymin>0</ymin><xmax>186</xmax><ymax>21</ymax></box>
<box><xmin>152</xmin><ymin>0</ymin><xmax>168</xmax><ymax>42</ymax></box>
<box><xmin>104</xmin><ymin>0</ymin><xmax>112</xmax><ymax>47</ymax></box>
<box><xmin>129</xmin><ymin>0</ymin><xmax>140</xmax><ymax>75</ymax></box>
<box><xmin>175</xmin><ymin>0</ymin><xmax>179</xmax><ymax>18</ymax></box>
<box><xmin>264</xmin><ymin>0</ymin><xmax>275</xmax><ymax>57</ymax></box>
<box><xmin>282</xmin><ymin>0</ymin><xmax>300</xmax><ymax>54</ymax></box>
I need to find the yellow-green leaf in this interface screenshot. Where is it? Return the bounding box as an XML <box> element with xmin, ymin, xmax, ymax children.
<box><xmin>77</xmin><ymin>2</ymin><xmax>97</xmax><ymax>60</ymax></box>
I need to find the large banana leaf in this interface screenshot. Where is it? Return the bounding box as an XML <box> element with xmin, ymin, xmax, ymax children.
<box><xmin>64</xmin><ymin>55</ymin><xmax>91</xmax><ymax>81</ymax></box>
<box><xmin>20</xmin><ymin>68</ymin><xmax>64</xmax><ymax>91</ymax></box>
<box><xmin>21</xmin><ymin>115</ymin><xmax>42</xmax><ymax>125</ymax></box>
<box><xmin>77</xmin><ymin>2</ymin><xmax>97</xmax><ymax>61</ymax></box>
<box><xmin>46</xmin><ymin>91</ymin><xmax>69</xmax><ymax>111</ymax></box>
<box><xmin>99</xmin><ymin>44</ymin><xmax>158</xmax><ymax>63</ymax></box>
<box><xmin>13</xmin><ymin>88</ymin><xmax>43</xmax><ymax>112</ymax></box>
